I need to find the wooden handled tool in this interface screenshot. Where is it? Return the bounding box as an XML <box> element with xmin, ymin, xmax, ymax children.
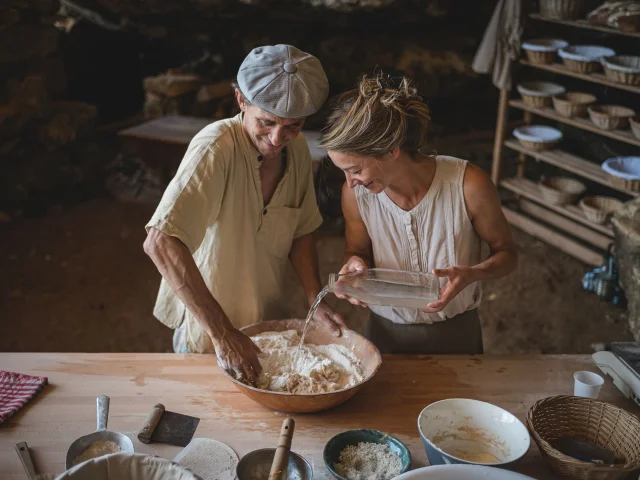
<box><xmin>268</xmin><ymin>417</ymin><xmax>295</xmax><ymax>479</ymax></box>
<box><xmin>138</xmin><ymin>403</ymin><xmax>165</xmax><ymax>444</ymax></box>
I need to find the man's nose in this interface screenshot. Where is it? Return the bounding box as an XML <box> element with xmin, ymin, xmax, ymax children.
<box><xmin>269</xmin><ymin>127</ymin><xmax>285</xmax><ymax>146</ymax></box>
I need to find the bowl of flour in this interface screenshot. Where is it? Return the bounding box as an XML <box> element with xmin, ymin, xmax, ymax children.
<box><xmin>323</xmin><ymin>429</ymin><xmax>411</xmax><ymax>480</ymax></box>
<box><xmin>222</xmin><ymin>319</ymin><xmax>382</xmax><ymax>413</ymax></box>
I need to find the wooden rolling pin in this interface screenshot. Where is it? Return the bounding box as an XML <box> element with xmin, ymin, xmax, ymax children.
<box><xmin>268</xmin><ymin>418</ymin><xmax>295</xmax><ymax>479</ymax></box>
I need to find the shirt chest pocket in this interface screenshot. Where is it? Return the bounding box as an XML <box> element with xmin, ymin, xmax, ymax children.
<box><xmin>257</xmin><ymin>206</ymin><xmax>301</xmax><ymax>258</ymax></box>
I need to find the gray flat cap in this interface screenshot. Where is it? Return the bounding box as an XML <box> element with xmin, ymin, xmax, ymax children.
<box><xmin>237</xmin><ymin>44</ymin><xmax>329</xmax><ymax>119</ymax></box>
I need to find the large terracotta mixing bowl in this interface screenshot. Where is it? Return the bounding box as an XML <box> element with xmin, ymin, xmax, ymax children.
<box><xmin>222</xmin><ymin>319</ymin><xmax>382</xmax><ymax>413</ymax></box>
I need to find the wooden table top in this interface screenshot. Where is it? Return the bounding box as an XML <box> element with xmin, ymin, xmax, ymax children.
<box><xmin>0</xmin><ymin>353</ymin><xmax>634</xmax><ymax>479</ymax></box>
<box><xmin>117</xmin><ymin>115</ymin><xmax>213</xmax><ymax>144</ymax></box>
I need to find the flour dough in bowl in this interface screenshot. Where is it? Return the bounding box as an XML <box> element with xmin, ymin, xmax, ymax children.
<box><xmin>251</xmin><ymin>330</ymin><xmax>365</xmax><ymax>394</ymax></box>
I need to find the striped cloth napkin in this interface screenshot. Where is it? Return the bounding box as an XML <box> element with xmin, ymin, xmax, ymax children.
<box><xmin>0</xmin><ymin>370</ymin><xmax>48</xmax><ymax>424</ymax></box>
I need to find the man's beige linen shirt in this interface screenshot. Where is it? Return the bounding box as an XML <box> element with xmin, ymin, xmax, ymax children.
<box><xmin>146</xmin><ymin>114</ymin><xmax>323</xmax><ymax>353</ymax></box>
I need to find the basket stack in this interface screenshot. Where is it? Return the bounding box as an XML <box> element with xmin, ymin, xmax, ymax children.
<box><xmin>527</xmin><ymin>395</ymin><xmax>640</xmax><ymax>480</ymax></box>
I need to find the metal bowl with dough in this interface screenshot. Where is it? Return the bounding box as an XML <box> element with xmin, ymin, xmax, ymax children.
<box><xmin>222</xmin><ymin>319</ymin><xmax>382</xmax><ymax>413</ymax></box>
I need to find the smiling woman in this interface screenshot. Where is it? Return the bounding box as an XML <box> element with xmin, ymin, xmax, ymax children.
<box><xmin>319</xmin><ymin>73</ymin><xmax>518</xmax><ymax>355</ymax></box>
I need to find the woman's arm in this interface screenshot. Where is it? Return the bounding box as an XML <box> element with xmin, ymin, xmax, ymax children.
<box><xmin>422</xmin><ymin>163</ymin><xmax>517</xmax><ymax>312</ymax></box>
<box><xmin>338</xmin><ymin>183</ymin><xmax>374</xmax><ymax>307</ymax></box>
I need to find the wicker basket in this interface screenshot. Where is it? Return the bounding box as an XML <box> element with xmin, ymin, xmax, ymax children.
<box><xmin>602</xmin><ymin>56</ymin><xmax>640</xmax><ymax>86</ymax></box>
<box><xmin>562</xmin><ymin>57</ymin><xmax>600</xmax><ymax>73</ymax></box>
<box><xmin>523</xmin><ymin>94</ymin><xmax>552</xmax><ymax>108</ymax></box>
<box><xmin>588</xmin><ymin>105</ymin><xmax>636</xmax><ymax>131</ymax></box>
<box><xmin>631</xmin><ymin>117</ymin><xmax>640</xmax><ymax>140</ymax></box>
<box><xmin>539</xmin><ymin>177</ymin><xmax>586</xmax><ymax>205</ymax></box>
<box><xmin>603</xmin><ymin>157</ymin><xmax>640</xmax><ymax>192</ymax></box>
<box><xmin>579</xmin><ymin>196</ymin><xmax>625</xmax><ymax>224</ymax></box>
<box><xmin>525</xmin><ymin>49</ymin><xmax>556</xmax><ymax>65</ymax></box>
<box><xmin>606</xmin><ymin>174</ymin><xmax>640</xmax><ymax>192</ymax></box>
<box><xmin>539</xmin><ymin>0</ymin><xmax>585</xmax><ymax>20</ymax></box>
<box><xmin>552</xmin><ymin>92</ymin><xmax>597</xmax><ymax>118</ymax></box>
<box><xmin>520</xmin><ymin>139</ymin><xmax>558</xmax><ymax>150</ymax></box>
<box><xmin>527</xmin><ymin>396</ymin><xmax>640</xmax><ymax>480</ymax></box>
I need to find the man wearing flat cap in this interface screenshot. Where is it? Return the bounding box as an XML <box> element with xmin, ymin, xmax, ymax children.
<box><xmin>144</xmin><ymin>45</ymin><xmax>344</xmax><ymax>382</ymax></box>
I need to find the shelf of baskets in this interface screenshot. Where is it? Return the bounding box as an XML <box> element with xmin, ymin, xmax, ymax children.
<box><xmin>529</xmin><ymin>13</ymin><xmax>640</xmax><ymax>39</ymax></box>
<box><xmin>509</xmin><ymin>100</ymin><xmax>640</xmax><ymax>147</ymax></box>
<box><xmin>504</xmin><ymin>140</ymin><xmax>640</xmax><ymax>197</ymax></box>
<box><xmin>491</xmin><ymin>15</ymin><xmax>640</xmax><ymax>266</ymax></box>
<box><xmin>520</xmin><ymin>60</ymin><xmax>640</xmax><ymax>95</ymax></box>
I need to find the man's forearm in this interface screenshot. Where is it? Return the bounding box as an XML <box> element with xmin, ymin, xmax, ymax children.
<box><xmin>144</xmin><ymin>228</ymin><xmax>232</xmax><ymax>340</ymax></box>
<box><xmin>289</xmin><ymin>233</ymin><xmax>323</xmax><ymax>305</ymax></box>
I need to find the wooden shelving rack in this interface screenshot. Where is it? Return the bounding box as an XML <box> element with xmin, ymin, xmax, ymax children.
<box><xmin>491</xmin><ymin>14</ymin><xmax>640</xmax><ymax>266</ymax></box>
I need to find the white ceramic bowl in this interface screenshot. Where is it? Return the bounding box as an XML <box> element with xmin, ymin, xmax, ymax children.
<box><xmin>57</xmin><ymin>453</ymin><xmax>198</xmax><ymax>479</ymax></box>
<box><xmin>418</xmin><ymin>399</ymin><xmax>531</xmax><ymax>467</ymax></box>
<box><xmin>517</xmin><ymin>81</ymin><xmax>565</xmax><ymax>97</ymax></box>
<box><xmin>602</xmin><ymin>157</ymin><xmax>640</xmax><ymax>181</ymax></box>
<box><xmin>513</xmin><ymin>125</ymin><xmax>563</xmax><ymax>143</ymax></box>
<box><xmin>559</xmin><ymin>45</ymin><xmax>616</xmax><ymax>62</ymax></box>
<box><xmin>522</xmin><ymin>38</ymin><xmax>568</xmax><ymax>52</ymax></box>
<box><xmin>395</xmin><ymin>465</ymin><xmax>536</xmax><ymax>480</ymax></box>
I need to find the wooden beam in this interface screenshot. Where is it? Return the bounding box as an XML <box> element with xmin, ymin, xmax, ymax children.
<box><xmin>491</xmin><ymin>88</ymin><xmax>510</xmax><ymax>185</ymax></box>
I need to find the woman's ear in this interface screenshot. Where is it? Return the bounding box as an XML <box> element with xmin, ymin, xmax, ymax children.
<box><xmin>389</xmin><ymin>148</ymin><xmax>401</xmax><ymax>160</ymax></box>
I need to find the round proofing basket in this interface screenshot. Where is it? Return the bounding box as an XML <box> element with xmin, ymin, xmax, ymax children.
<box><xmin>579</xmin><ymin>196</ymin><xmax>625</xmax><ymax>224</ymax></box>
<box><xmin>631</xmin><ymin>117</ymin><xmax>640</xmax><ymax>140</ymax></box>
<box><xmin>602</xmin><ymin>157</ymin><xmax>640</xmax><ymax>192</ymax></box>
<box><xmin>517</xmin><ymin>81</ymin><xmax>565</xmax><ymax>108</ymax></box>
<box><xmin>526</xmin><ymin>395</ymin><xmax>640</xmax><ymax>480</ymax></box>
<box><xmin>559</xmin><ymin>46</ymin><xmax>616</xmax><ymax>73</ymax></box>
<box><xmin>552</xmin><ymin>92</ymin><xmax>597</xmax><ymax>118</ymax></box>
<box><xmin>522</xmin><ymin>39</ymin><xmax>569</xmax><ymax>65</ymax></box>
<box><xmin>539</xmin><ymin>0</ymin><xmax>585</xmax><ymax>20</ymax></box>
<box><xmin>522</xmin><ymin>94</ymin><xmax>552</xmax><ymax>108</ymax></box>
<box><xmin>525</xmin><ymin>49</ymin><xmax>556</xmax><ymax>65</ymax></box>
<box><xmin>513</xmin><ymin>125</ymin><xmax>562</xmax><ymax>151</ymax></box>
<box><xmin>562</xmin><ymin>57</ymin><xmax>600</xmax><ymax>73</ymax></box>
<box><xmin>588</xmin><ymin>105</ymin><xmax>635</xmax><ymax>131</ymax></box>
<box><xmin>602</xmin><ymin>56</ymin><xmax>640</xmax><ymax>86</ymax></box>
<box><xmin>539</xmin><ymin>177</ymin><xmax>586</xmax><ymax>205</ymax></box>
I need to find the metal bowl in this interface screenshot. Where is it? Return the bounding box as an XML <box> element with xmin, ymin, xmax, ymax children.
<box><xmin>223</xmin><ymin>319</ymin><xmax>382</xmax><ymax>413</ymax></box>
<box><xmin>236</xmin><ymin>449</ymin><xmax>312</xmax><ymax>480</ymax></box>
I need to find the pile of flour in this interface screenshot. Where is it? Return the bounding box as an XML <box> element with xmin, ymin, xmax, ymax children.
<box><xmin>334</xmin><ymin>442</ymin><xmax>403</xmax><ymax>480</ymax></box>
<box><xmin>250</xmin><ymin>330</ymin><xmax>364</xmax><ymax>394</ymax></box>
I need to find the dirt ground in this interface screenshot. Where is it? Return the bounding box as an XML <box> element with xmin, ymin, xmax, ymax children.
<box><xmin>0</xmin><ymin>197</ymin><xmax>632</xmax><ymax>354</ymax></box>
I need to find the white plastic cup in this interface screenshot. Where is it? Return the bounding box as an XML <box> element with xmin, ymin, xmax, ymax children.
<box><xmin>573</xmin><ymin>371</ymin><xmax>604</xmax><ymax>399</ymax></box>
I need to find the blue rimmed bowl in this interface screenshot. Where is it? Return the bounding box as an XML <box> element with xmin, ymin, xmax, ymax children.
<box><xmin>323</xmin><ymin>429</ymin><xmax>411</xmax><ymax>480</ymax></box>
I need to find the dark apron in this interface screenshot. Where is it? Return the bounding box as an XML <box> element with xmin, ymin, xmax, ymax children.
<box><xmin>365</xmin><ymin>309</ymin><xmax>483</xmax><ymax>355</ymax></box>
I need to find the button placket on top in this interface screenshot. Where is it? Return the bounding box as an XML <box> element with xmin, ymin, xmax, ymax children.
<box><xmin>404</xmin><ymin>212</ymin><xmax>421</xmax><ymax>271</ymax></box>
